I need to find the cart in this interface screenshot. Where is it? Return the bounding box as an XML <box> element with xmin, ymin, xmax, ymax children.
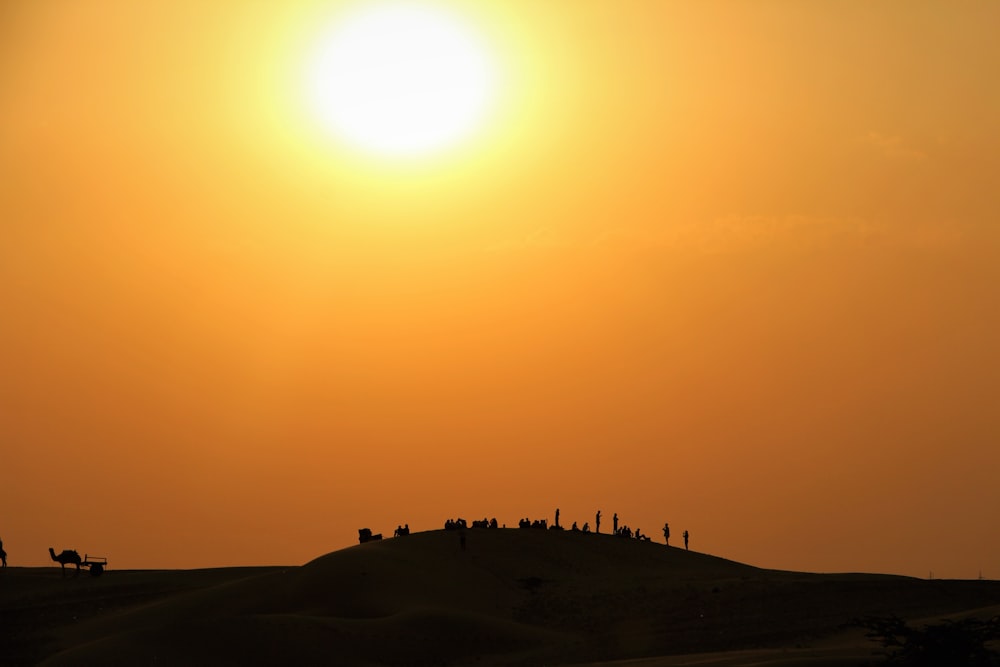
<box><xmin>81</xmin><ymin>554</ymin><xmax>107</xmax><ymax>577</ymax></box>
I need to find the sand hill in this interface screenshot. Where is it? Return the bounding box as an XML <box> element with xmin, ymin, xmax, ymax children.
<box><xmin>2</xmin><ymin>529</ymin><xmax>999</xmax><ymax>665</ymax></box>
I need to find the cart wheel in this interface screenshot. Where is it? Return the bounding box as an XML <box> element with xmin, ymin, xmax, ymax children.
<box><xmin>90</xmin><ymin>563</ymin><xmax>104</xmax><ymax>577</ymax></box>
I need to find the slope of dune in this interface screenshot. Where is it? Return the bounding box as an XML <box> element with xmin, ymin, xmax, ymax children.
<box><xmin>3</xmin><ymin>529</ymin><xmax>999</xmax><ymax>666</ymax></box>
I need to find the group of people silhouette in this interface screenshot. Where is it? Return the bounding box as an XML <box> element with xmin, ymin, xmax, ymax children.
<box><xmin>442</xmin><ymin>517</ymin><xmax>500</xmax><ymax>530</ymax></box>
<box><xmin>546</xmin><ymin>510</ymin><xmax>688</xmax><ymax>548</ymax></box>
<box><xmin>359</xmin><ymin>512</ymin><xmax>692</xmax><ymax>551</ymax></box>
<box><xmin>488</xmin><ymin>510</ymin><xmax>692</xmax><ymax>549</ymax></box>
<box><xmin>660</xmin><ymin>523</ymin><xmax>691</xmax><ymax>550</ymax></box>
<box><xmin>453</xmin><ymin>512</ymin><xmax>691</xmax><ymax>549</ymax></box>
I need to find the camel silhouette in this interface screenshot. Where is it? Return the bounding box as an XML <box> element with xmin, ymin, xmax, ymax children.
<box><xmin>49</xmin><ymin>548</ymin><xmax>82</xmax><ymax>576</ymax></box>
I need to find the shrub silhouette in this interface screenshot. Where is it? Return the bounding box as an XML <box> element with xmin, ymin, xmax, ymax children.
<box><xmin>853</xmin><ymin>615</ymin><xmax>1000</xmax><ymax>666</ymax></box>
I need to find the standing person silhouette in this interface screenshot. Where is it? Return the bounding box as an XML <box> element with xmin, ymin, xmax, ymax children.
<box><xmin>613</xmin><ymin>513</ymin><xmax>618</xmax><ymax>534</ymax></box>
<box><xmin>595</xmin><ymin>510</ymin><xmax>602</xmax><ymax>534</ymax></box>
<box><xmin>662</xmin><ymin>522</ymin><xmax>670</xmax><ymax>545</ymax></box>
<box><xmin>683</xmin><ymin>530</ymin><xmax>689</xmax><ymax>550</ymax></box>
<box><xmin>555</xmin><ymin>508</ymin><xmax>560</xmax><ymax>528</ymax></box>
<box><xmin>0</xmin><ymin>535</ymin><xmax>5</xmax><ymax>568</ymax></box>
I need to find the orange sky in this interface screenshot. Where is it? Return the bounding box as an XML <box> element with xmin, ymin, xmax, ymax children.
<box><xmin>2</xmin><ymin>0</ymin><xmax>998</xmax><ymax>577</ymax></box>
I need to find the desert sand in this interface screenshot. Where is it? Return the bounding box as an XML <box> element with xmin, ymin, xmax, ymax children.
<box><xmin>2</xmin><ymin>529</ymin><xmax>999</xmax><ymax>666</ymax></box>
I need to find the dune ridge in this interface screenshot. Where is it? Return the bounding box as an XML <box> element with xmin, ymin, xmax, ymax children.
<box><xmin>2</xmin><ymin>529</ymin><xmax>999</xmax><ymax>666</ymax></box>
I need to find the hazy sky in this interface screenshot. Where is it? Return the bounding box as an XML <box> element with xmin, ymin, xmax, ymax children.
<box><xmin>2</xmin><ymin>0</ymin><xmax>998</xmax><ymax>576</ymax></box>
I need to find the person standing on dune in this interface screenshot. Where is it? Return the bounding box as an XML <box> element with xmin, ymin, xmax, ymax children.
<box><xmin>662</xmin><ymin>522</ymin><xmax>670</xmax><ymax>545</ymax></box>
<box><xmin>683</xmin><ymin>530</ymin><xmax>689</xmax><ymax>550</ymax></box>
<box><xmin>595</xmin><ymin>510</ymin><xmax>602</xmax><ymax>534</ymax></box>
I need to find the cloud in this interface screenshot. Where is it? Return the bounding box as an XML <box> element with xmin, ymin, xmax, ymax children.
<box><xmin>587</xmin><ymin>215</ymin><xmax>884</xmax><ymax>255</ymax></box>
<box><xmin>588</xmin><ymin>215</ymin><xmax>981</xmax><ymax>256</ymax></box>
<box><xmin>487</xmin><ymin>214</ymin><xmax>977</xmax><ymax>258</ymax></box>
<box><xmin>667</xmin><ymin>215</ymin><xmax>881</xmax><ymax>252</ymax></box>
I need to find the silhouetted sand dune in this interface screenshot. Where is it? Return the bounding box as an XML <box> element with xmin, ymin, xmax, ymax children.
<box><xmin>3</xmin><ymin>529</ymin><xmax>999</xmax><ymax>666</ymax></box>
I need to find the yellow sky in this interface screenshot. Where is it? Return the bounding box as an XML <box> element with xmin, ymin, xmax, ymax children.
<box><xmin>2</xmin><ymin>0</ymin><xmax>998</xmax><ymax>576</ymax></box>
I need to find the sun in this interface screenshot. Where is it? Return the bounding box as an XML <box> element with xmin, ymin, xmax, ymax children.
<box><xmin>304</xmin><ymin>3</ymin><xmax>498</xmax><ymax>159</ymax></box>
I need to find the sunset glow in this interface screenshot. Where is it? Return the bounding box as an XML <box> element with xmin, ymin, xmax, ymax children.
<box><xmin>1</xmin><ymin>1</ymin><xmax>998</xmax><ymax>580</ymax></box>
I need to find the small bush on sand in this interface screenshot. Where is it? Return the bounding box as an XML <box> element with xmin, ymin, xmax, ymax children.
<box><xmin>853</xmin><ymin>615</ymin><xmax>1000</xmax><ymax>666</ymax></box>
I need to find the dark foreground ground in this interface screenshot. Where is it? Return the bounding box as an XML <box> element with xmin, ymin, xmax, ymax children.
<box><xmin>2</xmin><ymin>530</ymin><xmax>999</xmax><ymax>666</ymax></box>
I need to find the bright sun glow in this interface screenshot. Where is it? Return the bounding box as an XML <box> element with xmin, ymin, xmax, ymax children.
<box><xmin>305</xmin><ymin>3</ymin><xmax>497</xmax><ymax>158</ymax></box>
